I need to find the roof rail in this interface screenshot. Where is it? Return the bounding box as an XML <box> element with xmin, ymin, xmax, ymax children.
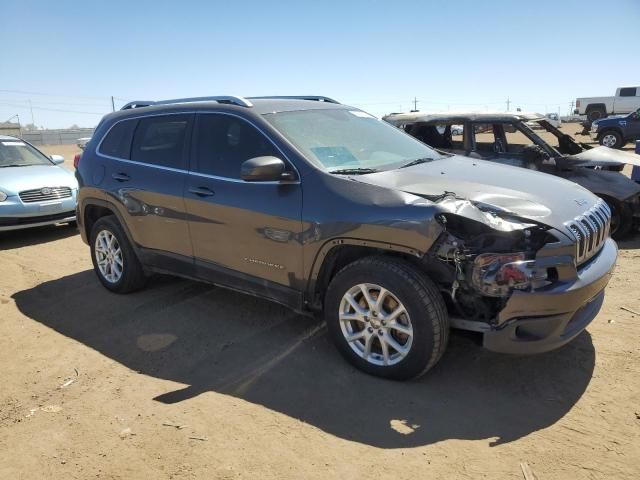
<box><xmin>120</xmin><ymin>101</ymin><xmax>155</xmax><ymax>110</ymax></box>
<box><xmin>120</xmin><ymin>96</ymin><xmax>254</xmax><ymax>111</ymax></box>
<box><xmin>248</xmin><ymin>95</ymin><xmax>340</xmax><ymax>104</ymax></box>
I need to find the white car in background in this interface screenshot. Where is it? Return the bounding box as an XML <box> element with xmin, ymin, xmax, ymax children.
<box><xmin>527</xmin><ymin>113</ymin><xmax>561</xmax><ymax>129</ymax></box>
<box><xmin>77</xmin><ymin>137</ymin><xmax>91</xmax><ymax>150</ymax></box>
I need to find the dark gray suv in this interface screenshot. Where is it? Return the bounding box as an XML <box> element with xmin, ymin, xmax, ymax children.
<box><xmin>76</xmin><ymin>96</ymin><xmax>617</xmax><ymax>379</ymax></box>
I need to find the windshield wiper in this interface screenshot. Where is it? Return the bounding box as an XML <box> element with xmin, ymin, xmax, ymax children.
<box><xmin>328</xmin><ymin>167</ymin><xmax>379</xmax><ymax>175</ymax></box>
<box><xmin>0</xmin><ymin>164</ymin><xmax>33</xmax><ymax>168</ymax></box>
<box><xmin>399</xmin><ymin>157</ymin><xmax>435</xmax><ymax>169</ymax></box>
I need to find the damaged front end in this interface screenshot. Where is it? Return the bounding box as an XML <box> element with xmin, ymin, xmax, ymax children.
<box><xmin>416</xmin><ymin>192</ymin><xmax>617</xmax><ymax>354</ymax></box>
<box><xmin>417</xmin><ymin>194</ymin><xmax>573</xmax><ymax>331</ymax></box>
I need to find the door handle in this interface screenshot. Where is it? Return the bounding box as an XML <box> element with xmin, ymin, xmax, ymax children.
<box><xmin>112</xmin><ymin>172</ymin><xmax>130</xmax><ymax>182</ymax></box>
<box><xmin>188</xmin><ymin>186</ymin><xmax>215</xmax><ymax>197</ymax></box>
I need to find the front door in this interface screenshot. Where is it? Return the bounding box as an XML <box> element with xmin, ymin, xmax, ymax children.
<box><xmin>184</xmin><ymin>113</ymin><xmax>303</xmax><ymax>307</ymax></box>
<box><xmin>627</xmin><ymin>109</ymin><xmax>640</xmax><ymax>141</ymax></box>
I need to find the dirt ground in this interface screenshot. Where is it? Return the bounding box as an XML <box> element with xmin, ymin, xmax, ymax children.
<box><xmin>1</xmin><ymin>124</ymin><xmax>639</xmax><ymax>479</ymax></box>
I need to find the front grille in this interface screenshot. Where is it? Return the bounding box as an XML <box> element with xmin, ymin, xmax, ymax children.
<box><xmin>19</xmin><ymin>187</ymin><xmax>72</xmax><ymax>203</ymax></box>
<box><xmin>565</xmin><ymin>199</ymin><xmax>611</xmax><ymax>265</ymax></box>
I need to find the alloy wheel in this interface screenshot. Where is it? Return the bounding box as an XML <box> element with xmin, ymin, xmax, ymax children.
<box><xmin>602</xmin><ymin>134</ymin><xmax>618</xmax><ymax>148</ymax></box>
<box><xmin>95</xmin><ymin>230</ymin><xmax>124</xmax><ymax>283</ymax></box>
<box><xmin>338</xmin><ymin>283</ymin><xmax>413</xmax><ymax>366</ymax></box>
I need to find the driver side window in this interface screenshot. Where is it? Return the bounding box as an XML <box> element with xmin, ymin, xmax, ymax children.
<box><xmin>503</xmin><ymin>127</ymin><xmax>536</xmax><ymax>154</ymax></box>
<box><xmin>194</xmin><ymin>114</ymin><xmax>280</xmax><ymax>179</ymax></box>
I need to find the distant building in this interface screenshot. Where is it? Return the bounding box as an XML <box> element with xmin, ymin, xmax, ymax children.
<box><xmin>0</xmin><ymin>122</ymin><xmax>21</xmax><ymax>137</ymax></box>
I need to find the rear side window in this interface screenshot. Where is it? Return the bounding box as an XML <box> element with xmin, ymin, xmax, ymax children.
<box><xmin>619</xmin><ymin>87</ymin><xmax>637</xmax><ymax>97</ymax></box>
<box><xmin>194</xmin><ymin>114</ymin><xmax>279</xmax><ymax>178</ymax></box>
<box><xmin>131</xmin><ymin>115</ymin><xmax>190</xmax><ymax>169</ymax></box>
<box><xmin>99</xmin><ymin>119</ymin><xmax>137</xmax><ymax>159</ymax></box>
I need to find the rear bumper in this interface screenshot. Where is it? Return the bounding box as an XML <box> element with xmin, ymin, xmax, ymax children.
<box><xmin>483</xmin><ymin>238</ymin><xmax>617</xmax><ymax>354</ymax></box>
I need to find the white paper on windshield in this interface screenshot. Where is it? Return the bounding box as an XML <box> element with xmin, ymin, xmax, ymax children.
<box><xmin>2</xmin><ymin>141</ymin><xmax>26</xmax><ymax>146</ymax></box>
<box><xmin>349</xmin><ymin>111</ymin><xmax>375</xmax><ymax>119</ymax></box>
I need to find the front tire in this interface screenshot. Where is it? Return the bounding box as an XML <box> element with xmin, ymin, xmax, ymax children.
<box><xmin>325</xmin><ymin>257</ymin><xmax>449</xmax><ymax>380</ymax></box>
<box><xmin>90</xmin><ymin>215</ymin><xmax>146</xmax><ymax>293</ymax></box>
<box><xmin>599</xmin><ymin>130</ymin><xmax>623</xmax><ymax>149</ymax></box>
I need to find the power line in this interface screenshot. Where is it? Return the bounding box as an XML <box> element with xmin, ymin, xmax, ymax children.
<box><xmin>0</xmin><ymin>89</ymin><xmax>111</xmax><ymax>100</ymax></box>
<box><xmin>0</xmin><ymin>97</ymin><xmax>112</xmax><ymax>108</ymax></box>
<box><xmin>0</xmin><ymin>101</ymin><xmax>106</xmax><ymax>115</ymax></box>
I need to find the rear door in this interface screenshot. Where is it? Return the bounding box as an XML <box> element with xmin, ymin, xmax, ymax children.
<box><xmin>98</xmin><ymin>113</ymin><xmax>194</xmax><ymax>267</ymax></box>
<box><xmin>184</xmin><ymin>113</ymin><xmax>303</xmax><ymax>306</ymax></box>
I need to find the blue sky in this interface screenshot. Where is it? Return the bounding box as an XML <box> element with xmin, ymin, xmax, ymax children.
<box><xmin>1</xmin><ymin>0</ymin><xmax>639</xmax><ymax>128</ymax></box>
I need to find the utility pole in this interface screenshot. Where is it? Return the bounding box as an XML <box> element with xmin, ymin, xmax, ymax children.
<box><xmin>506</xmin><ymin>97</ymin><xmax>511</xmax><ymax>112</ymax></box>
<box><xmin>111</xmin><ymin>96</ymin><xmax>115</xmax><ymax>112</ymax></box>
<box><xmin>411</xmin><ymin>96</ymin><xmax>419</xmax><ymax>112</ymax></box>
<box><xmin>28</xmin><ymin>99</ymin><xmax>35</xmax><ymax>125</ymax></box>
<box><xmin>570</xmin><ymin>100</ymin><xmax>575</xmax><ymax>117</ymax></box>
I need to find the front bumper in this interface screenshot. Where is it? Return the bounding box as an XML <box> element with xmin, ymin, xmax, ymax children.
<box><xmin>589</xmin><ymin>130</ymin><xmax>599</xmax><ymax>140</ymax></box>
<box><xmin>0</xmin><ymin>194</ymin><xmax>77</xmax><ymax>232</ymax></box>
<box><xmin>483</xmin><ymin>238</ymin><xmax>617</xmax><ymax>354</ymax></box>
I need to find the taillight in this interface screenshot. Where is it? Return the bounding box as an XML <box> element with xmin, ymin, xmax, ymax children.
<box><xmin>576</xmin><ymin>100</ymin><xmax>581</xmax><ymax>108</ymax></box>
<box><xmin>73</xmin><ymin>153</ymin><xmax>81</xmax><ymax>169</ymax></box>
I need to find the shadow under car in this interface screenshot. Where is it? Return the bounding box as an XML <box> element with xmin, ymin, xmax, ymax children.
<box><xmin>13</xmin><ymin>270</ymin><xmax>596</xmax><ymax>448</ymax></box>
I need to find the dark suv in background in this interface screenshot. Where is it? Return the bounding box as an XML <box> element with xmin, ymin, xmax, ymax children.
<box><xmin>76</xmin><ymin>96</ymin><xmax>617</xmax><ymax>379</ymax></box>
<box><xmin>591</xmin><ymin>108</ymin><xmax>640</xmax><ymax>149</ymax></box>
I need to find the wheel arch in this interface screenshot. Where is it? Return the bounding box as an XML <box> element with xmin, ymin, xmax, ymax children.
<box><xmin>306</xmin><ymin>239</ymin><xmax>425</xmax><ymax>310</ymax></box>
<box><xmin>81</xmin><ymin>198</ymin><xmax>138</xmax><ymax>253</ymax></box>
<box><xmin>597</xmin><ymin>127</ymin><xmax>624</xmax><ymax>139</ymax></box>
<box><xmin>585</xmin><ymin>103</ymin><xmax>607</xmax><ymax>114</ymax></box>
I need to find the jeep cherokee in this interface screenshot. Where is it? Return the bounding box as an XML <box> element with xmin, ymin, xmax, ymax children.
<box><xmin>76</xmin><ymin>96</ymin><xmax>617</xmax><ymax>379</ymax></box>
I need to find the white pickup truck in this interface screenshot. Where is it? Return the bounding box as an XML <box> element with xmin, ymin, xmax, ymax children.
<box><xmin>575</xmin><ymin>86</ymin><xmax>640</xmax><ymax>121</ymax></box>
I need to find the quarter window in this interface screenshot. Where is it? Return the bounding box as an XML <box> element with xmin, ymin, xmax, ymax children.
<box><xmin>130</xmin><ymin>115</ymin><xmax>190</xmax><ymax>169</ymax></box>
<box><xmin>194</xmin><ymin>114</ymin><xmax>279</xmax><ymax>179</ymax></box>
<box><xmin>99</xmin><ymin>119</ymin><xmax>137</xmax><ymax>159</ymax></box>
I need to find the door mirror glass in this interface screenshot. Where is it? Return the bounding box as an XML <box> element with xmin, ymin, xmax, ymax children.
<box><xmin>241</xmin><ymin>156</ymin><xmax>290</xmax><ymax>182</ymax></box>
<box><xmin>50</xmin><ymin>154</ymin><xmax>65</xmax><ymax>164</ymax></box>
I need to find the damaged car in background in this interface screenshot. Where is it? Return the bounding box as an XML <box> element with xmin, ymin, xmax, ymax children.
<box><xmin>77</xmin><ymin>97</ymin><xmax>617</xmax><ymax>380</ymax></box>
<box><xmin>383</xmin><ymin>112</ymin><xmax>640</xmax><ymax>238</ymax></box>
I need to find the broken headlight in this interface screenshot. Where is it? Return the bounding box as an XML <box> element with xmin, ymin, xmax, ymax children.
<box><xmin>471</xmin><ymin>253</ymin><xmax>551</xmax><ymax>297</ymax></box>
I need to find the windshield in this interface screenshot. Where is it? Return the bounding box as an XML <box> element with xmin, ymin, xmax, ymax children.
<box><xmin>263</xmin><ymin>108</ymin><xmax>442</xmax><ymax>172</ymax></box>
<box><xmin>0</xmin><ymin>140</ymin><xmax>53</xmax><ymax>167</ymax></box>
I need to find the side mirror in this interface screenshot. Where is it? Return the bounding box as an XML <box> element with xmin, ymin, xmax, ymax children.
<box><xmin>241</xmin><ymin>156</ymin><xmax>294</xmax><ymax>182</ymax></box>
<box><xmin>50</xmin><ymin>154</ymin><xmax>65</xmax><ymax>165</ymax></box>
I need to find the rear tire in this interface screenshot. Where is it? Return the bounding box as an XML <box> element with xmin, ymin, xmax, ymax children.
<box><xmin>90</xmin><ymin>215</ymin><xmax>146</xmax><ymax>293</ymax></box>
<box><xmin>325</xmin><ymin>257</ymin><xmax>449</xmax><ymax>380</ymax></box>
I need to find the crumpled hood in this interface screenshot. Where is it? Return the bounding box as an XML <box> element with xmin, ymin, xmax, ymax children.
<box><xmin>0</xmin><ymin>164</ymin><xmax>78</xmax><ymax>196</ymax></box>
<box><xmin>568</xmin><ymin>145</ymin><xmax>640</xmax><ymax>168</ymax></box>
<box><xmin>357</xmin><ymin>156</ymin><xmax>601</xmax><ymax>233</ymax></box>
